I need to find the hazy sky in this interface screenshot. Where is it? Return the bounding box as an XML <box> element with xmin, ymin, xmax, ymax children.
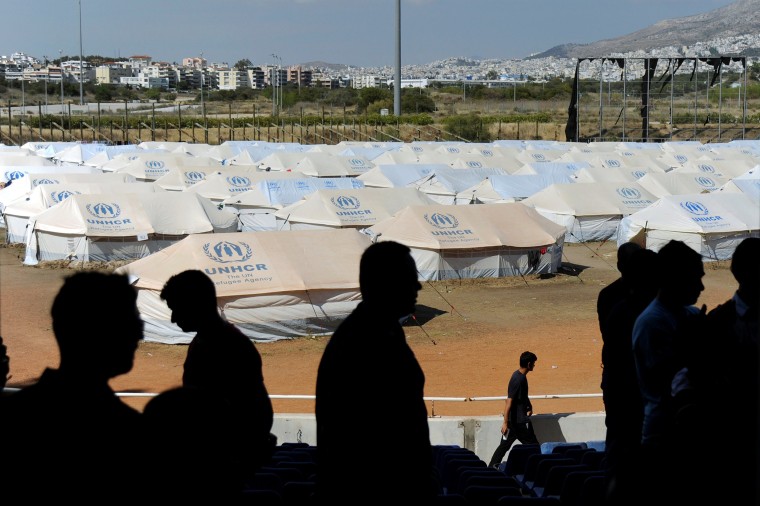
<box><xmin>1</xmin><ymin>0</ymin><xmax>738</xmax><ymax>68</ymax></box>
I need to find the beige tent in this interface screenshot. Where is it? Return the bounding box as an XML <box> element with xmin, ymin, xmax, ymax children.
<box><xmin>115</xmin><ymin>228</ymin><xmax>372</xmax><ymax>343</ymax></box>
<box><xmin>274</xmin><ymin>187</ymin><xmax>436</xmax><ymax>230</ymax></box>
<box><xmin>365</xmin><ymin>203</ymin><xmax>566</xmax><ymax>280</ymax></box>
<box><xmin>3</xmin><ymin>182</ymin><xmax>163</xmax><ymax>244</ymax></box>
<box><xmin>24</xmin><ymin>192</ymin><xmax>238</xmax><ymax>265</ymax></box>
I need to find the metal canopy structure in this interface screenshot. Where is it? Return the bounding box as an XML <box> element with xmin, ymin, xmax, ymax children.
<box><xmin>565</xmin><ymin>56</ymin><xmax>749</xmax><ymax>143</ymax></box>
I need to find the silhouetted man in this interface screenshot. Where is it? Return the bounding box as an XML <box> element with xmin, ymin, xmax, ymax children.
<box><xmin>597</xmin><ymin>241</ymin><xmax>642</xmax><ymax>331</ymax></box>
<box><xmin>315</xmin><ymin>241</ymin><xmax>435</xmax><ymax>503</ymax></box>
<box><xmin>0</xmin><ymin>272</ymin><xmax>145</xmax><ymax>503</ymax></box>
<box><xmin>160</xmin><ymin>269</ymin><xmax>275</xmax><ymax>480</ymax></box>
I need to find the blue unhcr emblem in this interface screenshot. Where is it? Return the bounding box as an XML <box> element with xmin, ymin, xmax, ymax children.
<box><xmin>203</xmin><ymin>241</ymin><xmax>253</xmax><ymax>263</ymax></box>
<box><xmin>424</xmin><ymin>212</ymin><xmax>459</xmax><ymax>229</ymax></box>
<box><xmin>331</xmin><ymin>195</ymin><xmax>360</xmax><ymax>209</ymax></box>
<box><xmin>616</xmin><ymin>187</ymin><xmax>641</xmax><ymax>199</ymax></box>
<box><xmin>680</xmin><ymin>201</ymin><xmax>709</xmax><ymax>216</ymax></box>
<box><xmin>86</xmin><ymin>202</ymin><xmax>121</xmax><ymax>218</ymax></box>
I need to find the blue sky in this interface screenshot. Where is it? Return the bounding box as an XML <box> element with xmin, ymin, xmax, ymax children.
<box><xmin>1</xmin><ymin>0</ymin><xmax>737</xmax><ymax>68</ymax></box>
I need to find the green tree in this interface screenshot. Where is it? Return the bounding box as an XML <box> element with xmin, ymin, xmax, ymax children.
<box><xmin>357</xmin><ymin>87</ymin><xmax>392</xmax><ymax>113</ymax></box>
<box><xmin>401</xmin><ymin>89</ymin><xmax>435</xmax><ymax>114</ymax></box>
<box><xmin>144</xmin><ymin>88</ymin><xmax>162</xmax><ymax>101</ymax></box>
<box><xmin>486</xmin><ymin>70</ymin><xmax>498</xmax><ymax>80</ymax></box>
<box><xmin>93</xmin><ymin>84</ymin><xmax>114</xmax><ymax>102</ymax></box>
<box><xmin>234</xmin><ymin>59</ymin><xmax>252</xmax><ymax>70</ymax></box>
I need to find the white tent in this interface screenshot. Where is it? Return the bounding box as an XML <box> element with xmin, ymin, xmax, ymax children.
<box><xmin>153</xmin><ymin>167</ymin><xmax>221</xmax><ymax>191</ymax></box>
<box><xmin>674</xmin><ymin>158</ymin><xmax>758</xmax><ymax>179</ymax></box>
<box><xmin>356</xmin><ymin>163</ymin><xmax>444</xmax><ymax>188</ymax></box>
<box><xmin>521</xmin><ymin>182</ymin><xmax>657</xmax><ymax>243</ymax></box>
<box><xmin>717</xmin><ymin>167</ymin><xmax>759</xmax><ymax>203</ymax></box>
<box><xmin>417</xmin><ymin>167</ymin><xmax>510</xmax><ymax>204</ymax></box>
<box><xmin>223</xmin><ymin>177</ymin><xmax>365</xmax><ymax>232</ymax></box>
<box><xmin>103</xmin><ymin>153</ymin><xmax>222</xmax><ymax>180</ymax></box>
<box><xmin>454</xmin><ymin>174</ymin><xmax>573</xmax><ymax>204</ymax></box>
<box><xmin>274</xmin><ymin>187</ymin><xmax>436</xmax><ymax>230</ymax></box>
<box><xmin>4</xmin><ymin>182</ymin><xmax>163</xmax><ymax>244</ymax></box>
<box><xmin>23</xmin><ymin>192</ymin><xmax>238</xmax><ymax>265</ymax></box>
<box><xmin>636</xmin><ymin>172</ymin><xmax>728</xmax><ymax>198</ymax></box>
<box><xmin>617</xmin><ymin>192</ymin><xmax>760</xmax><ymax>260</ymax></box>
<box><xmin>185</xmin><ymin>170</ymin><xmax>302</xmax><ymax>202</ymax></box>
<box><xmin>365</xmin><ymin>202</ymin><xmax>566</xmax><ymax>281</ymax></box>
<box><xmin>115</xmin><ymin>228</ymin><xmax>372</xmax><ymax>343</ymax></box>
<box><xmin>293</xmin><ymin>153</ymin><xmax>373</xmax><ymax>177</ymax></box>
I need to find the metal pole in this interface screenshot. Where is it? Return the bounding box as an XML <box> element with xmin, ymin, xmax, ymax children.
<box><xmin>78</xmin><ymin>0</ymin><xmax>84</xmax><ymax>105</ymax></box>
<box><xmin>742</xmin><ymin>57</ymin><xmax>747</xmax><ymax>140</ymax></box>
<box><xmin>669</xmin><ymin>59</ymin><xmax>674</xmax><ymax>140</ymax></box>
<box><xmin>199</xmin><ymin>52</ymin><xmax>204</xmax><ymax>119</ymax></box>
<box><xmin>393</xmin><ymin>0</ymin><xmax>401</xmax><ymax>116</ymax></box>
<box><xmin>694</xmin><ymin>59</ymin><xmax>698</xmax><ymax>139</ymax></box>
<box><xmin>622</xmin><ymin>58</ymin><xmax>627</xmax><ymax>141</ymax></box>
<box><xmin>598</xmin><ymin>59</ymin><xmax>603</xmax><ymax>140</ymax></box>
<box><xmin>718</xmin><ymin>62</ymin><xmax>723</xmax><ymax>140</ymax></box>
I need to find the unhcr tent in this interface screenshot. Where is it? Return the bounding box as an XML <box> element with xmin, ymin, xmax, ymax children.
<box><xmin>115</xmin><ymin>228</ymin><xmax>372</xmax><ymax>343</ymax></box>
<box><xmin>417</xmin><ymin>167</ymin><xmax>509</xmax><ymax>204</ymax></box>
<box><xmin>636</xmin><ymin>172</ymin><xmax>728</xmax><ymax>198</ymax></box>
<box><xmin>356</xmin><ymin>163</ymin><xmax>444</xmax><ymax>188</ymax></box>
<box><xmin>274</xmin><ymin>187</ymin><xmax>435</xmax><ymax>230</ymax></box>
<box><xmin>3</xmin><ymin>182</ymin><xmax>163</xmax><ymax>244</ymax></box>
<box><xmin>454</xmin><ymin>174</ymin><xmax>573</xmax><ymax>204</ymax></box>
<box><xmin>617</xmin><ymin>192</ymin><xmax>760</xmax><ymax>260</ymax></box>
<box><xmin>24</xmin><ymin>192</ymin><xmax>238</xmax><ymax>265</ymax></box>
<box><xmin>223</xmin><ymin>177</ymin><xmax>365</xmax><ymax>232</ymax></box>
<box><xmin>521</xmin><ymin>182</ymin><xmax>657</xmax><ymax>243</ymax></box>
<box><xmin>717</xmin><ymin>167</ymin><xmax>759</xmax><ymax>203</ymax></box>
<box><xmin>364</xmin><ymin>203</ymin><xmax>566</xmax><ymax>281</ymax></box>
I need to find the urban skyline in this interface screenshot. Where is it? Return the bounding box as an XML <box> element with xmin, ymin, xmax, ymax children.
<box><xmin>1</xmin><ymin>0</ymin><xmax>738</xmax><ymax>69</ymax></box>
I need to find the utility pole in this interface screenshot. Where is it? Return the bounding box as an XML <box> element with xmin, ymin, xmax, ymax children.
<box><xmin>78</xmin><ymin>0</ymin><xmax>84</xmax><ymax>105</ymax></box>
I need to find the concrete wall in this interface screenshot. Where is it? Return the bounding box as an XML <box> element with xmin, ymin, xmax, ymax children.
<box><xmin>273</xmin><ymin>412</ymin><xmax>606</xmax><ymax>462</ymax></box>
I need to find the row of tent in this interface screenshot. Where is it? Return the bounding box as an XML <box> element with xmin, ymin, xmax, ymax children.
<box><xmin>1</xmin><ymin>139</ymin><xmax>758</xmax><ymax>343</ymax></box>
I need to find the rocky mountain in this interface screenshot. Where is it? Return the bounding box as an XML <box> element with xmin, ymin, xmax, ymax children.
<box><xmin>530</xmin><ymin>0</ymin><xmax>760</xmax><ymax>59</ymax></box>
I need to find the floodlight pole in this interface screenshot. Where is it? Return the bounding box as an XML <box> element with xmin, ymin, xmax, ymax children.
<box><xmin>393</xmin><ymin>0</ymin><xmax>401</xmax><ymax>116</ymax></box>
<box><xmin>78</xmin><ymin>0</ymin><xmax>84</xmax><ymax>105</ymax></box>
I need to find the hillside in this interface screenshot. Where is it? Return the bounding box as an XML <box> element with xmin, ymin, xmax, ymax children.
<box><xmin>531</xmin><ymin>0</ymin><xmax>760</xmax><ymax>59</ymax></box>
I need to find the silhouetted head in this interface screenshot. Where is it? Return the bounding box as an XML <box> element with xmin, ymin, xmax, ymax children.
<box><xmin>657</xmin><ymin>240</ymin><xmax>704</xmax><ymax>306</ymax></box>
<box><xmin>359</xmin><ymin>241</ymin><xmax>422</xmax><ymax>319</ymax></box>
<box><xmin>160</xmin><ymin>270</ymin><xmax>219</xmax><ymax>332</ymax></box>
<box><xmin>627</xmin><ymin>248</ymin><xmax>660</xmax><ymax>304</ymax></box>
<box><xmin>520</xmin><ymin>351</ymin><xmax>538</xmax><ymax>371</ymax></box>
<box><xmin>731</xmin><ymin>237</ymin><xmax>760</xmax><ymax>306</ymax></box>
<box><xmin>617</xmin><ymin>241</ymin><xmax>643</xmax><ymax>278</ymax></box>
<box><xmin>51</xmin><ymin>271</ymin><xmax>142</xmax><ymax>379</ymax></box>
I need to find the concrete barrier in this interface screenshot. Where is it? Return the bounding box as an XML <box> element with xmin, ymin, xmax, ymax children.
<box><xmin>272</xmin><ymin>411</ymin><xmax>606</xmax><ymax>462</ymax></box>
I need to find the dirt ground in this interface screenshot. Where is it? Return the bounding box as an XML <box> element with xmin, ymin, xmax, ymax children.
<box><xmin>0</xmin><ymin>237</ymin><xmax>737</xmax><ymax>418</ymax></box>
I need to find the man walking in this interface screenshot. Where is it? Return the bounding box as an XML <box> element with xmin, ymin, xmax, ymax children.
<box><xmin>488</xmin><ymin>351</ymin><xmax>540</xmax><ymax>469</ymax></box>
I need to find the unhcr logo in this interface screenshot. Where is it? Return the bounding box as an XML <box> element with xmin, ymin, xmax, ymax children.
<box><xmin>696</xmin><ymin>176</ymin><xmax>716</xmax><ymax>188</ymax></box>
<box><xmin>675</xmin><ymin>154</ymin><xmax>688</xmax><ymax>163</ymax></box>
<box><xmin>34</xmin><ymin>178</ymin><xmax>60</xmax><ymax>186</ymax></box>
<box><xmin>424</xmin><ymin>212</ymin><xmax>459</xmax><ymax>229</ymax></box>
<box><xmin>697</xmin><ymin>164</ymin><xmax>716</xmax><ymax>174</ymax></box>
<box><xmin>184</xmin><ymin>171</ymin><xmax>206</xmax><ymax>183</ymax></box>
<box><xmin>616</xmin><ymin>187</ymin><xmax>641</xmax><ymax>200</ymax></box>
<box><xmin>6</xmin><ymin>170</ymin><xmax>25</xmax><ymax>181</ymax></box>
<box><xmin>323</xmin><ymin>181</ymin><xmax>337</xmax><ymax>188</ymax></box>
<box><xmin>412</xmin><ymin>146</ymin><xmax>423</xmax><ymax>153</ymax></box>
<box><xmin>128</xmin><ymin>155</ymin><xmax>139</xmax><ymax>161</ymax></box>
<box><xmin>481</xmin><ymin>149</ymin><xmax>494</xmax><ymax>157</ymax></box>
<box><xmin>466</xmin><ymin>161</ymin><xmax>483</xmax><ymax>168</ymax></box>
<box><xmin>51</xmin><ymin>190</ymin><xmax>80</xmax><ymax>203</ymax></box>
<box><xmin>349</xmin><ymin>158</ymin><xmax>367</xmax><ymax>167</ymax></box>
<box><xmin>331</xmin><ymin>195</ymin><xmax>360</xmax><ymax>209</ymax></box>
<box><xmin>226</xmin><ymin>175</ymin><xmax>252</xmax><ymax>188</ymax></box>
<box><xmin>680</xmin><ymin>201</ymin><xmax>709</xmax><ymax>216</ymax></box>
<box><xmin>86</xmin><ymin>202</ymin><xmax>121</xmax><ymax>218</ymax></box>
<box><xmin>144</xmin><ymin>160</ymin><xmax>165</xmax><ymax>170</ymax></box>
<box><xmin>605</xmin><ymin>159</ymin><xmax>621</xmax><ymax>168</ymax></box>
<box><xmin>633</xmin><ymin>171</ymin><xmax>646</xmax><ymax>179</ymax></box>
<box><xmin>531</xmin><ymin>153</ymin><xmax>547</xmax><ymax>161</ymax></box>
<box><xmin>203</xmin><ymin>241</ymin><xmax>253</xmax><ymax>264</ymax></box>
<box><xmin>446</xmin><ymin>146</ymin><xmax>460</xmax><ymax>154</ymax></box>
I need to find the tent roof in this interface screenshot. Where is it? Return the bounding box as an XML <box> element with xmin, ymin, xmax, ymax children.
<box><xmin>366</xmin><ymin>202</ymin><xmax>566</xmax><ymax>250</ymax></box>
<box><xmin>116</xmin><ymin>228</ymin><xmax>371</xmax><ymax>297</ymax></box>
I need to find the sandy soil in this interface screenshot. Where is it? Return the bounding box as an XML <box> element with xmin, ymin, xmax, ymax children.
<box><xmin>0</xmin><ymin>237</ymin><xmax>737</xmax><ymax>418</ymax></box>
